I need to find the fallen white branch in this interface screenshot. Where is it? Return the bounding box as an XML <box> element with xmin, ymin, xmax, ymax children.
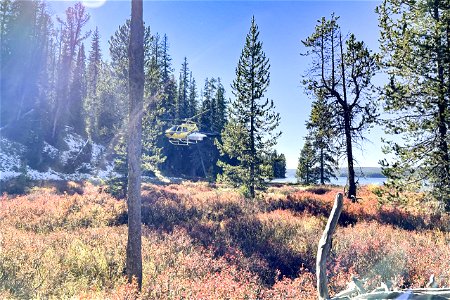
<box><xmin>317</xmin><ymin>193</ymin><xmax>344</xmax><ymax>300</ymax></box>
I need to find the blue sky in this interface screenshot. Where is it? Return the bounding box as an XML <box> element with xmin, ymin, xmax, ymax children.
<box><xmin>51</xmin><ymin>0</ymin><xmax>385</xmax><ymax>169</ymax></box>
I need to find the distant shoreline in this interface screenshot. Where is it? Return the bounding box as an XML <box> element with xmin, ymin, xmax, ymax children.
<box><xmin>281</xmin><ymin>167</ymin><xmax>386</xmax><ymax>179</ymax></box>
<box><xmin>273</xmin><ymin>168</ymin><xmax>386</xmax><ymax>185</ymax></box>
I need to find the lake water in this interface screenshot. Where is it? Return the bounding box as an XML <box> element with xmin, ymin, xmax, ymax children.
<box><xmin>271</xmin><ymin>169</ymin><xmax>385</xmax><ymax>186</ymax></box>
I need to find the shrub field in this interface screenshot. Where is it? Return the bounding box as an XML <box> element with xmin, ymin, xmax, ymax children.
<box><xmin>0</xmin><ymin>182</ymin><xmax>449</xmax><ymax>299</ymax></box>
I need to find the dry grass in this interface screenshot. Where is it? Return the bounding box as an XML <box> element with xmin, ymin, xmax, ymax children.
<box><xmin>0</xmin><ymin>181</ymin><xmax>448</xmax><ymax>299</ymax></box>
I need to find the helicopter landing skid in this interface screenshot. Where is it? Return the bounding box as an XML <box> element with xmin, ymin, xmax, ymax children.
<box><xmin>168</xmin><ymin>138</ymin><xmax>198</xmax><ymax>146</ymax></box>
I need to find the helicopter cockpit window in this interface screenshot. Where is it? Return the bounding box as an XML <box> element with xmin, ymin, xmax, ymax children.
<box><xmin>168</xmin><ymin>126</ymin><xmax>177</xmax><ymax>132</ymax></box>
<box><xmin>181</xmin><ymin>127</ymin><xmax>188</xmax><ymax>132</ymax></box>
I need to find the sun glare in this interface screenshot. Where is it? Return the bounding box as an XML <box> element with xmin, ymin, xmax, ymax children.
<box><xmin>82</xmin><ymin>0</ymin><xmax>107</xmax><ymax>9</ymax></box>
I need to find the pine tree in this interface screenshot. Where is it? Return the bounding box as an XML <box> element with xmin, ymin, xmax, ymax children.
<box><xmin>176</xmin><ymin>57</ymin><xmax>190</xmax><ymax>120</ymax></box>
<box><xmin>213</xmin><ymin>78</ymin><xmax>227</xmax><ymax>134</ymax></box>
<box><xmin>302</xmin><ymin>15</ymin><xmax>378</xmax><ymax>200</ymax></box>
<box><xmin>270</xmin><ymin>151</ymin><xmax>287</xmax><ymax>178</ymax></box>
<box><xmin>68</xmin><ymin>43</ymin><xmax>87</xmax><ymax>134</ymax></box>
<box><xmin>306</xmin><ymin>92</ymin><xmax>338</xmax><ymax>184</ymax></box>
<box><xmin>156</xmin><ymin>35</ymin><xmax>175</xmax><ymax>175</ymax></box>
<box><xmin>52</xmin><ymin>2</ymin><xmax>90</xmax><ymax>140</ymax></box>
<box><xmin>109</xmin><ymin>20</ymin><xmax>130</xmax><ymax>82</ymax></box>
<box><xmin>187</xmin><ymin>72</ymin><xmax>198</xmax><ymax>118</ymax></box>
<box><xmin>0</xmin><ymin>0</ymin><xmax>53</xmax><ymax>168</ymax></box>
<box><xmin>199</xmin><ymin>78</ymin><xmax>216</xmax><ymax>130</ymax></box>
<box><xmin>107</xmin><ymin>20</ymin><xmax>164</xmax><ymax>176</ymax></box>
<box><xmin>142</xmin><ymin>30</ymin><xmax>166</xmax><ymax>177</ymax></box>
<box><xmin>159</xmin><ymin>34</ymin><xmax>176</xmax><ymax>121</ymax></box>
<box><xmin>95</xmin><ymin>63</ymin><xmax>128</xmax><ymax>144</ymax></box>
<box><xmin>377</xmin><ymin>0</ymin><xmax>450</xmax><ymax>210</ymax></box>
<box><xmin>87</xmin><ymin>27</ymin><xmax>101</xmax><ymax>95</ymax></box>
<box><xmin>85</xmin><ymin>27</ymin><xmax>103</xmax><ymax>141</ymax></box>
<box><xmin>191</xmin><ymin>77</ymin><xmax>227</xmax><ymax>179</ymax></box>
<box><xmin>217</xmin><ymin>17</ymin><xmax>281</xmax><ymax>198</ymax></box>
<box><xmin>296</xmin><ymin>139</ymin><xmax>319</xmax><ymax>185</ymax></box>
<box><xmin>147</xmin><ymin>32</ymin><xmax>161</xmax><ymax>97</ymax></box>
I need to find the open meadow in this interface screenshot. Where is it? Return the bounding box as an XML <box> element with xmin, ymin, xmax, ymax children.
<box><xmin>1</xmin><ymin>182</ymin><xmax>449</xmax><ymax>299</ymax></box>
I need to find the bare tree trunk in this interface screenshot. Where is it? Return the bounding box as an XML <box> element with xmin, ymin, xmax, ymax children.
<box><xmin>317</xmin><ymin>193</ymin><xmax>343</xmax><ymax>300</ymax></box>
<box><xmin>344</xmin><ymin>111</ymin><xmax>357</xmax><ymax>200</ymax></box>
<box><xmin>339</xmin><ymin>33</ymin><xmax>356</xmax><ymax>200</ymax></box>
<box><xmin>433</xmin><ymin>0</ymin><xmax>450</xmax><ymax>211</ymax></box>
<box><xmin>126</xmin><ymin>0</ymin><xmax>144</xmax><ymax>290</ymax></box>
<box><xmin>320</xmin><ymin>147</ymin><xmax>325</xmax><ymax>185</ymax></box>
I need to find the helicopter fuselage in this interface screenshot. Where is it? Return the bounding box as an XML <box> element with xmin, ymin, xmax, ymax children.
<box><xmin>165</xmin><ymin>122</ymin><xmax>206</xmax><ymax>145</ymax></box>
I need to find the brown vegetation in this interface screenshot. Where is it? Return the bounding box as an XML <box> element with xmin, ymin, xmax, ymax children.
<box><xmin>0</xmin><ymin>181</ymin><xmax>449</xmax><ymax>299</ymax></box>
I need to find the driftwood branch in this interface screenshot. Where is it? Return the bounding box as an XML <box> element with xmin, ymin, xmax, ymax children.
<box><xmin>317</xmin><ymin>193</ymin><xmax>344</xmax><ymax>300</ymax></box>
<box><xmin>350</xmin><ymin>288</ymin><xmax>450</xmax><ymax>299</ymax></box>
<box><xmin>331</xmin><ymin>270</ymin><xmax>450</xmax><ymax>299</ymax></box>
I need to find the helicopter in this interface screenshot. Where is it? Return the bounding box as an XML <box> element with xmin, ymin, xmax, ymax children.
<box><xmin>165</xmin><ymin>120</ymin><xmax>207</xmax><ymax>146</ymax></box>
<box><xmin>164</xmin><ymin>110</ymin><xmax>213</xmax><ymax>146</ymax></box>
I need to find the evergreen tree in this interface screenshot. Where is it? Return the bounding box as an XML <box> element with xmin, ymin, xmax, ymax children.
<box><xmin>52</xmin><ymin>2</ymin><xmax>90</xmax><ymax>140</ymax></box>
<box><xmin>217</xmin><ymin>17</ymin><xmax>281</xmax><ymax>198</ymax></box>
<box><xmin>142</xmin><ymin>31</ymin><xmax>166</xmax><ymax>178</ymax></box>
<box><xmin>191</xmin><ymin>77</ymin><xmax>227</xmax><ymax>179</ymax></box>
<box><xmin>377</xmin><ymin>0</ymin><xmax>450</xmax><ymax>210</ymax></box>
<box><xmin>199</xmin><ymin>78</ymin><xmax>216</xmax><ymax>130</ymax></box>
<box><xmin>302</xmin><ymin>15</ymin><xmax>378</xmax><ymax>200</ymax></box>
<box><xmin>296</xmin><ymin>139</ymin><xmax>319</xmax><ymax>185</ymax></box>
<box><xmin>87</xmin><ymin>27</ymin><xmax>101</xmax><ymax>95</ymax></box>
<box><xmin>160</xmin><ymin>34</ymin><xmax>176</xmax><ymax>120</ymax></box>
<box><xmin>85</xmin><ymin>27</ymin><xmax>103</xmax><ymax>141</ymax></box>
<box><xmin>176</xmin><ymin>57</ymin><xmax>190</xmax><ymax>120</ymax></box>
<box><xmin>0</xmin><ymin>0</ymin><xmax>53</xmax><ymax>168</ymax></box>
<box><xmin>306</xmin><ymin>92</ymin><xmax>338</xmax><ymax>184</ymax></box>
<box><xmin>68</xmin><ymin>43</ymin><xmax>87</xmax><ymax>134</ymax></box>
<box><xmin>187</xmin><ymin>72</ymin><xmax>198</xmax><ymax>118</ymax></box>
<box><xmin>95</xmin><ymin>64</ymin><xmax>128</xmax><ymax>144</ymax></box>
<box><xmin>147</xmin><ymin>32</ymin><xmax>161</xmax><ymax>97</ymax></box>
<box><xmin>213</xmin><ymin>78</ymin><xmax>227</xmax><ymax>134</ymax></box>
<box><xmin>109</xmin><ymin>20</ymin><xmax>130</xmax><ymax>81</ymax></box>
<box><xmin>270</xmin><ymin>151</ymin><xmax>287</xmax><ymax>178</ymax></box>
<box><xmin>108</xmin><ymin>20</ymin><xmax>164</xmax><ymax>176</ymax></box>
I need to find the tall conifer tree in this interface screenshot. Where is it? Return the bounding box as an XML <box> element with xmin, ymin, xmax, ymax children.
<box><xmin>378</xmin><ymin>0</ymin><xmax>450</xmax><ymax>209</ymax></box>
<box><xmin>88</xmin><ymin>27</ymin><xmax>101</xmax><ymax>95</ymax></box>
<box><xmin>306</xmin><ymin>92</ymin><xmax>338</xmax><ymax>184</ymax></box>
<box><xmin>69</xmin><ymin>43</ymin><xmax>87</xmax><ymax>134</ymax></box>
<box><xmin>217</xmin><ymin>17</ymin><xmax>280</xmax><ymax>198</ymax></box>
<box><xmin>52</xmin><ymin>2</ymin><xmax>90</xmax><ymax>140</ymax></box>
<box><xmin>297</xmin><ymin>139</ymin><xmax>319</xmax><ymax>185</ymax></box>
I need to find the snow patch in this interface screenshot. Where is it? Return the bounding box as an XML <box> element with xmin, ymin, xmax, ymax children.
<box><xmin>65</xmin><ymin>172</ymin><xmax>91</xmax><ymax>181</ymax></box>
<box><xmin>60</xmin><ymin>133</ymin><xmax>88</xmax><ymax>165</ymax></box>
<box><xmin>26</xmin><ymin>167</ymin><xmax>63</xmax><ymax>181</ymax></box>
<box><xmin>0</xmin><ymin>171</ymin><xmax>21</xmax><ymax>181</ymax></box>
<box><xmin>1</xmin><ymin>134</ymin><xmax>117</xmax><ymax>183</ymax></box>
<box><xmin>0</xmin><ymin>151</ymin><xmax>21</xmax><ymax>172</ymax></box>
<box><xmin>43</xmin><ymin>142</ymin><xmax>59</xmax><ymax>159</ymax></box>
<box><xmin>91</xmin><ymin>143</ymin><xmax>105</xmax><ymax>162</ymax></box>
<box><xmin>0</xmin><ymin>137</ymin><xmax>25</xmax><ymax>181</ymax></box>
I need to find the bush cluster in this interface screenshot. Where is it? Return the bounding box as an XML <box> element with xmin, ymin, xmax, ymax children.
<box><xmin>0</xmin><ymin>181</ymin><xmax>449</xmax><ymax>299</ymax></box>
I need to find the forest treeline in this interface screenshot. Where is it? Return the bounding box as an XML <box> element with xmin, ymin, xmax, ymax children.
<box><xmin>0</xmin><ymin>0</ymin><xmax>449</xmax><ymax>210</ymax></box>
<box><xmin>0</xmin><ymin>1</ymin><xmax>285</xmax><ymax>188</ymax></box>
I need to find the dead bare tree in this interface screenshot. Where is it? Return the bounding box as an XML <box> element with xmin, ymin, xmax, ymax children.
<box><xmin>126</xmin><ymin>0</ymin><xmax>144</xmax><ymax>290</ymax></box>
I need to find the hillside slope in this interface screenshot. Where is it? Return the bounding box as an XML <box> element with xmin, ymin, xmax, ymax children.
<box><xmin>0</xmin><ymin>128</ymin><xmax>115</xmax><ymax>184</ymax></box>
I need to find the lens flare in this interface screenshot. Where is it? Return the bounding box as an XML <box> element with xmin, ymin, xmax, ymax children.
<box><xmin>82</xmin><ymin>0</ymin><xmax>107</xmax><ymax>8</ymax></box>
